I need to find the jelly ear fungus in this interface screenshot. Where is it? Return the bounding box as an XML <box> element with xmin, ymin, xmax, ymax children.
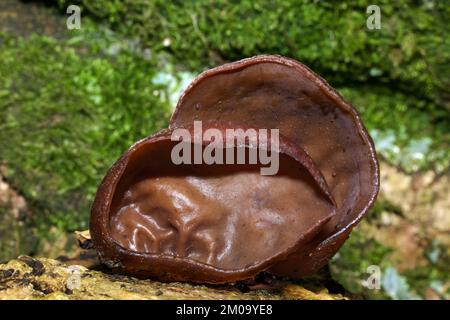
<box><xmin>90</xmin><ymin>124</ymin><xmax>337</xmax><ymax>283</ymax></box>
<box><xmin>170</xmin><ymin>55</ymin><xmax>379</xmax><ymax>278</ymax></box>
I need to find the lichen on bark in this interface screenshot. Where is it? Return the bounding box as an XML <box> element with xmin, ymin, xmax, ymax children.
<box><xmin>0</xmin><ymin>256</ymin><xmax>346</xmax><ymax>300</ymax></box>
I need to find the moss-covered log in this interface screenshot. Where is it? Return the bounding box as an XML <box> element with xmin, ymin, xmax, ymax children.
<box><xmin>0</xmin><ymin>256</ymin><xmax>346</xmax><ymax>300</ymax></box>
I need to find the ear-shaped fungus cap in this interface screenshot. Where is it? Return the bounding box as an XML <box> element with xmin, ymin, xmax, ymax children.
<box><xmin>170</xmin><ymin>55</ymin><xmax>379</xmax><ymax>278</ymax></box>
<box><xmin>90</xmin><ymin>123</ymin><xmax>336</xmax><ymax>283</ymax></box>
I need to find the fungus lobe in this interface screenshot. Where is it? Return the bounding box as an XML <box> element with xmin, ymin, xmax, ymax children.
<box><xmin>91</xmin><ymin>55</ymin><xmax>379</xmax><ymax>283</ymax></box>
<box><xmin>91</xmin><ymin>124</ymin><xmax>336</xmax><ymax>283</ymax></box>
<box><xmin>170</xmin><ymin>55</ymin><xmax>379</xmax><ymax>277</ymax></box>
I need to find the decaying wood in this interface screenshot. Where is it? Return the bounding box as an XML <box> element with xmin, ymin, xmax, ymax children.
<box><xmin>0</xmin><ymin>255</ymin><xmax>346</xmax><ymax>300</ymax></box>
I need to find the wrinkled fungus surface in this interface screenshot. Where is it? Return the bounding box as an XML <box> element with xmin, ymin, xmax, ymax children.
<box><xmin>110</xmin><ymin>146</ymin><xmax>334</xmax><ymax>270</ymax></box>
<box><xmin>91</xmin><ymin>55</ymin><xmax>379</xmax><ymax>283</ymax></box>
<box><xmin>170</xmin><ymin>55</ymin><xmax>379</xmax><ymax>278</ymax></box>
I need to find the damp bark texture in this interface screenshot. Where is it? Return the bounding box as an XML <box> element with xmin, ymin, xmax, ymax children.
<box><xmin>0</xmin><ymin>256</ymin><xmax>347</xmax><ymax>300</ymax></box>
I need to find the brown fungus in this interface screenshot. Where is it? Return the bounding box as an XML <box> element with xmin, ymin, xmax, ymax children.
<box><xmin>170</xmin><ymin>55</ymin><xmax>379</xmax><ymax>278</ymax></box>
<box><xmin>91</xmin><ymin>124</ymin><xmax>336</xmax><ymax>283</ymax></box>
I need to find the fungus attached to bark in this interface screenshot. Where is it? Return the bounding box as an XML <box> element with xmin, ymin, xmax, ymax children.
<box><xmin>91</xmin><ymin>124</ymin><xmax>336</xmax><ymax>283</ymax></box>
<box><xmin>170</xmin><ymin>55</ymin><xmax>379</xmax><ymax>278</ymax></box>
<box><xmin>91</xmin><ymin>55</ymin><xmax>379</xmax><ymax>283</ymax></box>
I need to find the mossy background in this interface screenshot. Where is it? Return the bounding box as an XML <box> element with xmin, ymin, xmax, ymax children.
<box><xmin>0</xmin><ymin>0</ymin><xmax>448</xmax><ymax>299</ymax></box>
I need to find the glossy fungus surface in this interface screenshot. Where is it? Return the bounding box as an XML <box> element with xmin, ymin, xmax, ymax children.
<box><xmin>91</xmin><ymin>125</ymin><xmax>336</xmax><ymax>283</ymax></box>
<box><xmin>170</xmin><ymin>55</ymin><xmax>379</xmax><ymax>277</ymax></box>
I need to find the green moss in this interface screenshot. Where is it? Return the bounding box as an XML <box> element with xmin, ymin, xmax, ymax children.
<box><xmin>339</xmin><ymin>86</ymin><xmax>450</xmax><ymax>172</ymax></box>
<box><xmin>366</xmin><ymin>198</ymin><xmax>403</xmax><ymax>222</ymax></box>
<box><xmin>403</xmin><ymin>240</ymin><xmax>450</xmax><ymax>299</ymax></box>
<box><xmin>329</xmin><ymin>228</ymin><xmax>450</xmax><ymax>299</ymax></box>
<box><xmin>0</xmin><ymin>204</ymin><xmax>37</xmax><ymax>263</ymax></box>
<box><xmin>0</xmin><ymin>24</ymin><xmax>172</xmax><ymax>235</ymax></box>
<box><xmin>55</xmin><ymin>0</ymin><xmax>449</xmax><ymax>172</ymax></box>
<box><xmin>329</xmin><ymin>229</ymin><xmax>392</xmax><ymax>299</ymax></box>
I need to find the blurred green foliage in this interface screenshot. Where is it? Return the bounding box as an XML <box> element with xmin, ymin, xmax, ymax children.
<box><xmin>403</xmin><ymin>240</ymin><xmax>450</xmax><ymax>298</ymax></box>
<box><xmin>329</xmin><ymin>230</ymin><xmax>392</xmax><ymax>299</ymax></box>
<box><xmin>0</xmin><ymin>204</ymin><xmax>36</xmax><ymax>262</ymax></box>
<box><xmin>330</xmin><ymin>228</ymin><xmax>450</xmax><ymax>299</ymax></box>
<box><xmin>0</xmin><ymin>24</ymin><xmax>171</xmax><ymax>233</ymax></box>
<box><xmin>55</xmin><ymin>0</ymin><xmax>449</xmax><ymax>171</ymax></box>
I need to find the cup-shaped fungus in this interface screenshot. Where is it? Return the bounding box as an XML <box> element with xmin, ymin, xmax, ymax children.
<box><xmin>170</xmin><ymin>55</ymin><xmax>379</xmax><ymax>278</ymax></box>
<box><xmin>91</xmin><ymin>124</ymin><xmax>336</xmax><ymax>283</ymax></box>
